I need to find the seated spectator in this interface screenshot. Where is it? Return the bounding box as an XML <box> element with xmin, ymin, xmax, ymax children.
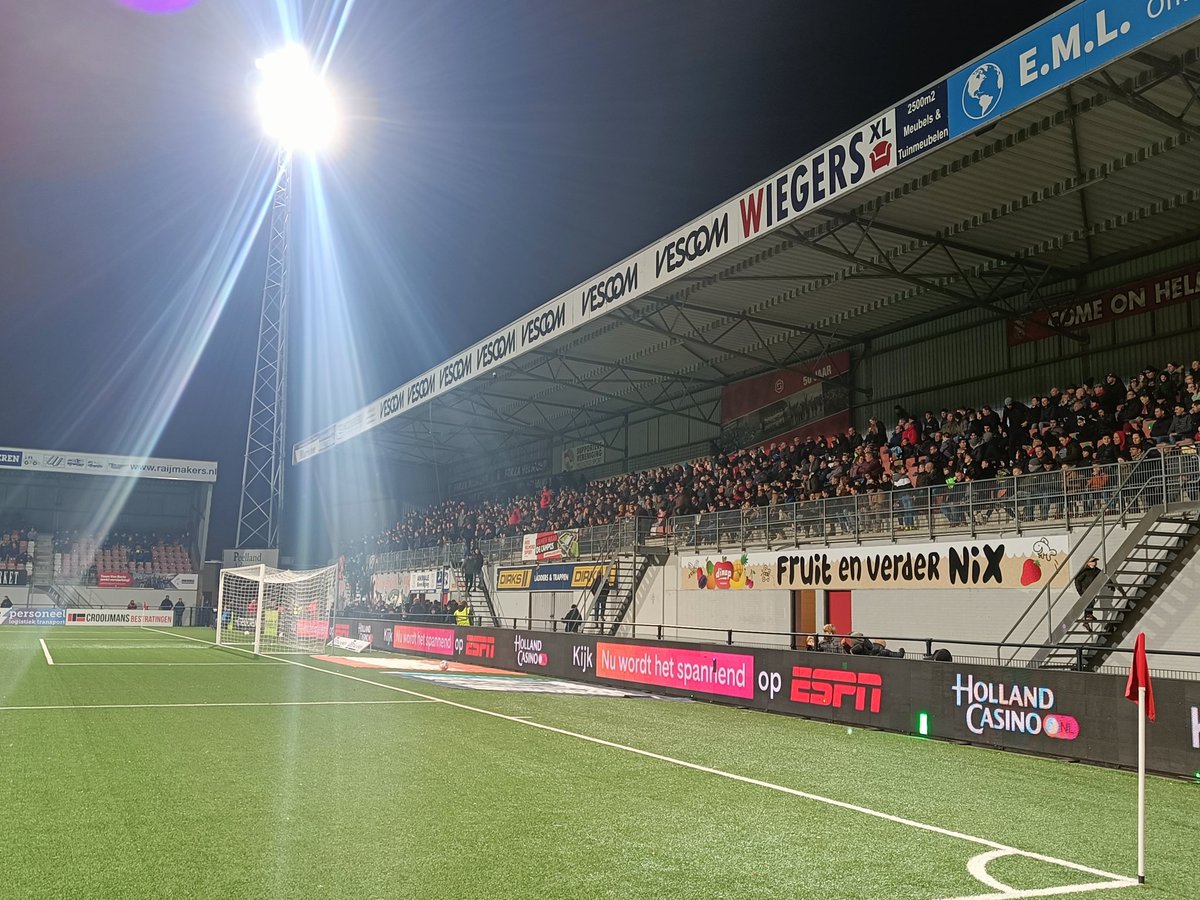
<box><xmin>805</xmin><ymin>623</ymin><xmax>843</xmax><ymax>653</ymax></box>
<box><xmin>843</xmin><ymin>632</ymin><xmax>905</xmax><ymax>658</ymax></box>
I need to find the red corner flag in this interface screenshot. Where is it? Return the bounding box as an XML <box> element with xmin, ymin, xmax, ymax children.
<box><xmin>1124</xmin><ymin>632</ymin><xmax>1156</xmax><ymax>722</ymax></box>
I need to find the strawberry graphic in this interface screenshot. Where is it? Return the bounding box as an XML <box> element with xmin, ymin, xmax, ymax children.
<box><xmin>1020</xmin><ymin>558</ymin><xmax>1042</xmax><ymax>586</ymax></box>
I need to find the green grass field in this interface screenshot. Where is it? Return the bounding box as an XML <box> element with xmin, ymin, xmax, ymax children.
<box><xmin>1</xmin><ymin>626</ymin><xmax>1195</xmax><ymax>899</ymax></box>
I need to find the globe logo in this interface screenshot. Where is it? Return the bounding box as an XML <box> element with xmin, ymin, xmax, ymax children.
<box><xmin>962</xmin><ymin>62</ymin><xmax>1004</xmax><ymax>120</ymax></box>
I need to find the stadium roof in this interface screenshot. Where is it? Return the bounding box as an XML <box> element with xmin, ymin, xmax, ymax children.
<box><xmin>296</xmin><ymin>1</ymin><xmax>1200</xmax><ymax>468</ymax></box>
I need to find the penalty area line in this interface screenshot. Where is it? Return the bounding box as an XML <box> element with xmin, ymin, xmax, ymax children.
<box><xmin>143</xmin><ymin>628</ymin><xmax>1135</xmax><ymax>898</ymax></box>
<box><xmin>39</xmin><ymin>638</ymin><xmax>54</xmax><ymax>666</ymax></box>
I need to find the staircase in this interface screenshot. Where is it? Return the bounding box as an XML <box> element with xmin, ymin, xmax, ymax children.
<box><xmin>579</xmin><ymin>551</ymin><xmax>667</xmax><ymax>635</ymax></box>
<box><xmin>31</xmin><ymin>533</ymin><xmax>54</xmax><ymax>588</ymax></box>
<box><xmin>1034</xmin><ymin>509</ymin><xmax>1200</xmax><ymax>670</ymax></box>
<box><xmin>47</xmin><ymin>582</ymin><xmax>95</xmax><ymax>609</ymax></box>
<box><xmin>452</xmin><ymin>563</ymin><xmax>501</xmax><ymax>627</ymax></box>
<box><xmin>1002</xmin><ymin>451</ymin><xmax>1200</xmax><ymax>670</ymax></box>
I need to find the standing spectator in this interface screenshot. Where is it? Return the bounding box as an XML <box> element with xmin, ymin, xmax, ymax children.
<box><xmin>1075</xmin><ymin>557</ymin><xmax>1103</xmax><ymax>628</ymax></box>
<box><xmin>0</xmin><ymin>595</ymin><xmax>11</xmax><ymax>608</ymax></box>
<box><xmin>463</xmin><ymin>546</ymin><xmax>483</xmax><ymax>594</ymax></box>
<box><xmin>562</xmin><ymin>603</ymin><xmax>583</xmax><ymax>633</ymax></box>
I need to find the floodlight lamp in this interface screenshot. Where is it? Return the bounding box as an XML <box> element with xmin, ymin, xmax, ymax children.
<box><xmin>254</xmin><ymin>44</ymin><xmax>338</xmax><ymax>153</ymax></box>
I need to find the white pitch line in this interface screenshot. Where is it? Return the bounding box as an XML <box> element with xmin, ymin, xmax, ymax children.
<box><xmin>0</xmin><ymin>699</ymin><xmax>437</xmax><ymax>712</ymax></box>
<box><xmin>144</xmin><ymin>628</ymin><xmax>1135</xmax><ymax>897</ymax></box>
<box><xmin>39</xmin><ymin>638</ymin><xmax>54</xmax><ymax>666</ymax></box>
<box><xmin>49</xmin><ymin>662</ymin><xmax>287</xmax><ymax>667</ymax></box>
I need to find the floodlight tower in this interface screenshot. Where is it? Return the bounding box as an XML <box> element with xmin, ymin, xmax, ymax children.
<box><xmin>236</xmin><ymin>45</ymin><xmax>337</xmax><ymax>550</ymax></box>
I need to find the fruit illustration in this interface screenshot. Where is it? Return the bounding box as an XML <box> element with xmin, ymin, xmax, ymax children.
<box><xmin>1019</xmin><ymin>558</ymin><xmax>1042</xmax><ymax>586</ymax></box>
<box><xmin>730</xmin><ymin>553</ymin><xmax>749</xmax><ymax>589</ymax></box>
<box><xmin>705</xmin><ymin>559</ymin><xmax>716</xmax><ymax>589</ymax></box>
<box><xmin>713</xmin><ymin>558</ymin><xmax>734</xmax><ymax>590</ymax></box>
<box><xmin>696</xmin><ymin>567</ymin><xmax>708</xmax><ymax>589</ymax></box>
<box><xmin>744</xmin><ymin>577</ymin><xmax>754</xmax><ymax>589</ymax></box>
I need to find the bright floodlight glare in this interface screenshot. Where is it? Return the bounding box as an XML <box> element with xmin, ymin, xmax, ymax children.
<box><xmin>255</xmin><ymin>44</ymin><xmax>337</xmax><ymax>152</ymax></box>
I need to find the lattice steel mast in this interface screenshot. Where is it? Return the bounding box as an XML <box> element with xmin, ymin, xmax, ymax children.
<box><xmin>236</xmin><ymin>153</ymin><xmax>291</xmax><ymax>549</ymax></box>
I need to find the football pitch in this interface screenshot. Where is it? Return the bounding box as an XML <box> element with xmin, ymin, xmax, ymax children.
<box><xmin>1</xmin><ymin>627</ymin><xmax>1195</xmax><ymax>899</ymax></box>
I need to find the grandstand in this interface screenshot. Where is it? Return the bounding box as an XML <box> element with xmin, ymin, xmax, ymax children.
<box><xmin>8</xmin><ymin>6</ymin><xmax>1200</xmax><ymax>899</ymax></box>
<box><xmin>0</xmin><ymin>446</ymin><xmax>213</xmax><ymax>610</ymax></box>
<box><xmin>300</xmin><ymin>4</ymin><xmax>1200</xmax><ymax>678</ymax></box>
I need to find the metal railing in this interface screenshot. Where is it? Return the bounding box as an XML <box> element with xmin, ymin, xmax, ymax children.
<box><xmin>350</xmin><ymin>451</ymin><xmax>1200</xmax><ymax>573</ymax></box>
<box><xmin>665</xmin><ymin>451</ymin><xmax>1200</xmax><ymax>553</ymax></box>
<box><xmin>359</xmin><ymin>518</ymin><xmax>637</xmax><ymax>576</ymax></box>
<box><xmin>998</xmin><ymin>451</ymin><xmax>1190</xmax><ymax>661</ymax></box>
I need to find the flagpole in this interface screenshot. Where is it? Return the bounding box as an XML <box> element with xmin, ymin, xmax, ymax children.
<box><xmin>1137</xmin><ymin>684</ymin><xmax>1146</xmax><ymax>884</ymax></box>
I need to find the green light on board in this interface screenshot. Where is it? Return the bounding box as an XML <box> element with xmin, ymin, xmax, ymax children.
<box><xmin>917</xmin><ymin>712</ymin><xmax>930</xmax><ymax>736</ymax></box>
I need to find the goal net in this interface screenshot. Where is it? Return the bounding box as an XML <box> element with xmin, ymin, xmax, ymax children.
<box><xmin>216</xmin><ymin>563</ymin><xmax>337</xmax><ymax>655</ymax></box>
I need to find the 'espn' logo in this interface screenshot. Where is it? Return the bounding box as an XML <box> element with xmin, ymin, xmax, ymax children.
<box><xmin>790</xmin><ymin>667</ymin><xmax>882</xmax><ymax>713</ymax></box>
<box><xmin>465</xmin><ymin>635</ymin><xmax>495</xmax><ymax>659</ymax></box>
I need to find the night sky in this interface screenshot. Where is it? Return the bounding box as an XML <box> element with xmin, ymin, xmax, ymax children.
<box><xmin>0</xmin><ymin>0</ymin><xmax>1067</xmax><ymax>554</ymax></box>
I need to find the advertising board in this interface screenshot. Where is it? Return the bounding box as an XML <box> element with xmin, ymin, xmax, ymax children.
<box><xmin>521</xmin><ymin>530</ymin><xmax>580</xmax><ymax>563</ymax></box>
<box><xmin>719</xmin><ymin>353</ymin><xmax>852</xmax><ymax>450</ymax></box>
<box><xmin>391</xmin><ymin>625</ymin><xmax>455</xmax><ymax>656</ymax></box>
<box><xmin>64</xmin><ymin>609</ymin><xmax>174</xmax><ymax>627</ymax></box>
<box><xmin>2</xmin><ymin>446</ymin><xmax>217</xmax><ymax>482</ymax></box>
<box><xmin>0</xmin><ymin>607</ymin><xmax>66</xmax><ymax>626</ymax></box>
<box><xmin>336</xmin><ymin>618</ymin><xmax>1200</xmax><ymax>777</ymax></box>
<box><xmin>680</xmin><ymin>535</ymin><xmax>1072</xmax><ymax>591</ymax></box>
<box><xmin>495</xmin><ymin>562</ymin><xmax>614</xmax><ymax>591</ymax></box>
<box><xmin>1008</xmin><ymin>264</ymin><xmax>1200</xmax><ymax>345</ymax></box>
<box><xmin>97</xmin><ymin>571</ymin><xmax>134</xmax><ymax>589</ymax></box>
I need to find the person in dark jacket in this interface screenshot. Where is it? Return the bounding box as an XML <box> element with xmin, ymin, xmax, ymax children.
<box><xmin>159</xmin><ymin>595</ymin><xmax>173</xmax><ymax>611</ymax></box>
<box><xmin>562</xmin><ymin>604</ymin><xmax>583</xmax><ymax>634</ymax></box>
<box><xmin>173</xmin><ymin>599</ymin><xmax>185</xmax><ymax>627</ymax></box>
<box><xmin>1075</xmin><ymin>557</ymin><xmax>1103</xmax><ymax>628</ymax></box>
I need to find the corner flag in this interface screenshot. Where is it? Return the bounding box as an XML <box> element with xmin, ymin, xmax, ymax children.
<box><xmin>1124</xmin><ymin>632</ymin><xmax>1154</xmax><ymax>884</ymax></box>
<box><xmin>1123</xmin><ymin>632</ymin><xmax>1155</xmax><ymax>721</ymax></box>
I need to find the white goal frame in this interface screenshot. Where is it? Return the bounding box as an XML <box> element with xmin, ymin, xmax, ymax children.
<box><xmin>215</xmin><ymin>562</ymin><xmax>337</xmax><ymax>655</ymax></box>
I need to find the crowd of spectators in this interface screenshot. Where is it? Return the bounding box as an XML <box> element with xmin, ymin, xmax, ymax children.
<box><xmin>0</xmin><ymin>528</ymin><xmax>37</xmax><ymax>572</ymax></box>
<box><xmin>345</xmin><ymin>360</ymin><xmax>1200</xmax><ymax>559</ymax></box>
<box><xmin>339</xmin><ymin>594</ymin><xmax>475</xmax><ymax>626</ymax></box>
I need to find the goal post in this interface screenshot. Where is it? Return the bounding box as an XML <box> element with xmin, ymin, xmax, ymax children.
<box><xmin>216</xmin><ymin>563</ymin><xmax>337</xmax><ymax>655</ymax></box>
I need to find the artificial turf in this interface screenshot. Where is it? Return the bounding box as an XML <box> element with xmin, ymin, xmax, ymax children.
<box><xmin>0</xmin><ymin>626</ymin><xmax>1195</xmax><ymax>899</ymax></box>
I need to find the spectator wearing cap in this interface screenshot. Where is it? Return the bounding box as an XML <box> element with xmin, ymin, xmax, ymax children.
<box><xmin>1169</xmin><ymin>403</ymin><xmax>1195</xmax><ymax>444</ymax></box>
<box><xmin>1001</xmin><ymin>396</ymin><xmax>1029</xmax><ymax>436</ymax></box>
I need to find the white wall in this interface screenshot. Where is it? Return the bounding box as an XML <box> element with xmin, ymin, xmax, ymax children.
<box><xmin>3</xmin><ymin>585</ymin><xmax>33</xmax><ymax>606</ymax></box>
<box><xmin>622</xmin><ymin>554</ymin><xmax>793</xmax><ymax>648</ymax></box>
<box><xmin>497</xmin><ymin>534</ymin><xmax>1200</xmax><ymax>673</ymax></box>
<box><xmin>69</xmin><ymin>587</ymin><xmax>198</xmax><ymax>608</ymax></box>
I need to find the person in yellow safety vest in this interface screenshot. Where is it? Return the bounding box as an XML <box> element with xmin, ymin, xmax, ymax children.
<box><xmin>453</xmin><ymin>599</ymin><xmax>472</xmax><ymax>627</ymax></box>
